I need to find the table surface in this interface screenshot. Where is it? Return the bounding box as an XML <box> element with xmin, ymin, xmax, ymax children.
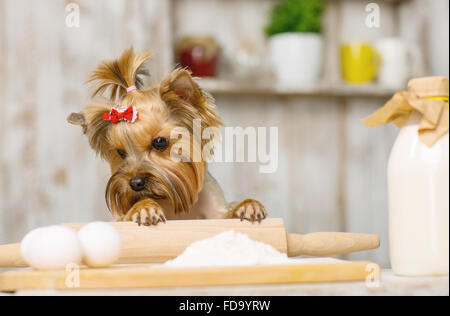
<box><xmin>0</xmin><ymin>270</ymin><xmax>448</xmax><ymax>296</ymax></box>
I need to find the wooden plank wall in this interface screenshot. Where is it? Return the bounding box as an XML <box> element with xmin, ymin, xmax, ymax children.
<box><xmin>174</xmin><ymin>0</ymin><xmax>422</xmax><ymax>267</ymax></box>
<box><xmin>0</xmin><ymin>0</ymin><xmax>171</xmax><ymax>243</ymax></box>
<box><xmin>0</xmin><ymin>0</ymin><xmax>429</xmax><ymax>267</ymax></box>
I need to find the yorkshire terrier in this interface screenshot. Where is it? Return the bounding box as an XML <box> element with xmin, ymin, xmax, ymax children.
<box><xmin>68</xmin><ymin>48</ymin><xmax>267</xmax><ymax>226</ymax></box>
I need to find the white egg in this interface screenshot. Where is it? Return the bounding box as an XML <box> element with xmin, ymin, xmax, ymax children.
<box><xmin>78</xmin><ymin>222</ymin><xmax>122</xmax><ymax>268</ymax></box>
<box><xmin>21</xmin><ymin>226</ymin><xmax>83</xmax><ymax>271</ymax></box>
<box><xmin>21</xmin><ymin>227</ymin><xmax>47</xmax><ymax>264</ymax></box>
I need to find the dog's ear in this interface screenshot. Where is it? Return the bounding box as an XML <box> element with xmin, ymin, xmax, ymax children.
<box><xmin>160</xmin><ymin>69</ymin><xmax>224</xmax><ymax>127</ymax></box>
<box><xmin>160</xmin><ymin>69</ymin><xmax>205</xmax><ymax>106</ymax></box>
<box><xmin>67</xmin><ymin>112</ymin><xmax>88</xmax><ymax>133</ymax></box>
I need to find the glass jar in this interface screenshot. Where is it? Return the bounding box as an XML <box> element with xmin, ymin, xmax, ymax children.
<box><xmin>176</xmin><ymin>36</ymin><xmax>220</xmax><ymax>78</ymax></box>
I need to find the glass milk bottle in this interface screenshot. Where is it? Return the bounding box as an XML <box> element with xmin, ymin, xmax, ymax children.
<box><xmin>388</xmin><ymin>113</ymin><xmax>449</xmax><ymax>276</ymax></box>
<box><xmin>364</xmin><ymin>77</ymin><xmax>449</xmax><ymax>276</ymax></box>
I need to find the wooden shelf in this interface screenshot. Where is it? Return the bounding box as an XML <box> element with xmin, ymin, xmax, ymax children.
<box><xmin>196</xmin><ymin>78</ymin><xmax>398</xmax><ymax>98</ymax></box>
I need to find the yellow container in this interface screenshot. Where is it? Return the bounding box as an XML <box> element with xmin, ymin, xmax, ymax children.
<box><xmin>341</xmin><ymin>42</ymin><xmax>381</xmax><ymax>83</ymax></box>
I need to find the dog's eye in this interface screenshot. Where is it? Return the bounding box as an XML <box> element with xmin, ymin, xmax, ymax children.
<box><xmin>152</xmin><ymin>137</ymin><xmax>169</xmax><ymax>152</ymax></box>
<box><xmin>117</xmin><ymin>149</ymin><xmax>127</xmax><ymax>159</ymax></box>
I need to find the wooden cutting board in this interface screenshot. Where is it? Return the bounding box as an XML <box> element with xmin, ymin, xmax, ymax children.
<box><xmin>0</xmin><ymin>260</ymin><xmax>378</xmax><ymax>291</ymax></box>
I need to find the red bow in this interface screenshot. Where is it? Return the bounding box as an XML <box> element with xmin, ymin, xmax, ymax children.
<box><xmin>103</xmin><ymin>106</ymin><xmax>138</xmax><ymax>124</ymax></box>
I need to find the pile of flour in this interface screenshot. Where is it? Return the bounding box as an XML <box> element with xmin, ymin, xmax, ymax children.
<box><xmin>164</xmin><ymin>230</ymin><xmax>290</xmax><ymax>267</ymax></box>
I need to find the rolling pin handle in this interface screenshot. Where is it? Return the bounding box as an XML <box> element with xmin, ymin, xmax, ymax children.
<box><xmin>0</xmin><ymin>243</ymin><xmax>27</xmax><ymax>268</ymax></box>
<box><xmin>286</xmin><ymin>234</ymin><xmax>304</xmax><ymax>257</ymax></box>
<box><xmin>287</xmin><ymin>233</ymin><xmax>380</xmax><ymax>257</ymax></box>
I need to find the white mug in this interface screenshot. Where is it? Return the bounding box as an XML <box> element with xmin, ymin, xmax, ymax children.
<box><xmin>375</xmin><ymin>38</ymin><xmax>421</xmax><ymax>89</ymax></box>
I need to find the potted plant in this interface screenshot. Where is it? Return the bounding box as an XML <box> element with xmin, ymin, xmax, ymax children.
<box><xmin>265</xmin><ymin>0</ymin><xmax>325</xmax><ymax>86</ymax></box>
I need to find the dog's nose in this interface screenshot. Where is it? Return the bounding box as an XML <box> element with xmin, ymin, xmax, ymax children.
<box><xmin>129</xmin><ymin>177</ymin><xmax>146</xmax><ymax>192</ymax></box>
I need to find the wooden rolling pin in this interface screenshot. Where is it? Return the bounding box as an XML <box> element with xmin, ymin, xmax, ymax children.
<box><xmin>0</xmin><ymin>218</ymin><xmax>380</xmax><ymax>268</ymax></box>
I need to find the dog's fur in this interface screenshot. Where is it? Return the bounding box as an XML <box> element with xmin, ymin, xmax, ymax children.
<box><xmin>68</xmin><ymin>48</ymin><xmax>267</xmax><ymax>225</ymax></box>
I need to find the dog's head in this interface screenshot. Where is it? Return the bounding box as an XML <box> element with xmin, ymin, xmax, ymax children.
<box><xmin>68</xmin><ymin>48</ymin><xmax>223</xmax><ymax>218</ymax></box>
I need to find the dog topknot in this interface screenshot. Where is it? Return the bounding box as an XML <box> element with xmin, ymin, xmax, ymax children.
<box><xmin>87</xmin><ymin>47</ymin><xmax>152</xmax><ymax>102</ymax></box>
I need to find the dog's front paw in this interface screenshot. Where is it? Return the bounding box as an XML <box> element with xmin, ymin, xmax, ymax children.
<box><xmin>124</xmin><ymin>200</ymin><xmax>167</xmax><ymax>226</ymax></box>
<box><xmin>232</xmin><ymin>199</ymin><xmax>267</xmax><ymax>223</ymax></box>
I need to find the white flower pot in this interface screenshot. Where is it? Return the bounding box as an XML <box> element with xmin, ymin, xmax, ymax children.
<box><xmin>269</xmin><ymin>33</ymin><xmax>323</xmax><ymax>86</ymax></box>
